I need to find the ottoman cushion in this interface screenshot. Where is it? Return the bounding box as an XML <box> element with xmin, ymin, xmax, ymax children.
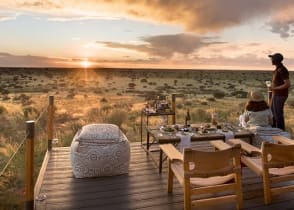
<box><xmin>70</xmin><ymin>124</ymin><xmax>130</xmax><ymax>178</ymax></box>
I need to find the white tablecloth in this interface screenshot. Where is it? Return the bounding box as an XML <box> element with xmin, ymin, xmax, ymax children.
<box><xmin>176</xmin><ymin>133</ymin><xmax>191</xmax><ymax>152</ymax></box>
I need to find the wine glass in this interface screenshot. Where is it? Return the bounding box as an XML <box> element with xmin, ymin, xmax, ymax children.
<box><xmin>265</xmin><ymin>81</ymin><xmax>271</xmax><ymax>88</ymax></box>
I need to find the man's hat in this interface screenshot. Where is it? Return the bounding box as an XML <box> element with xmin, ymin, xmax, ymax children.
<box><xmin>268</xmin><ymin>53</ymin><xmax>283</xmax><ymax>62</ymax></box>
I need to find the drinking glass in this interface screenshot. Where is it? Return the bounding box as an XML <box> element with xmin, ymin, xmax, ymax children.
<box><xmin>265</xmin><ymin>81</ymin><xmax>271</xmax><ymax>88</ymax></box>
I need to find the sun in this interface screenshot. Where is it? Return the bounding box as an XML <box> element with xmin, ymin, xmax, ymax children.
<box><xmin>81</xmin><ymin>59</ymin><xmax>91</xmax><ymax>68</ymax></box>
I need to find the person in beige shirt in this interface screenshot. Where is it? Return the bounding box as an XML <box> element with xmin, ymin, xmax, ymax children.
<box><xmin>243</xmin><ymin>91</ymin><xmax>273</xmax><ymax>127</ymax></box>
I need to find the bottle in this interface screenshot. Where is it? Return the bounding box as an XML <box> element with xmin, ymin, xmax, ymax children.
<box><xmin>185</xmin><ymin>109</ymin><xmax>191</xmax><ymax>127</ymax></box>
<box><xmin>155</xmin><ymin>96</ymin><xmax>159</xmax><ymax>112</ymax></box>
<box><xmin>211</xmin><ymin>110</ymin><xmax>218</xmax><ymax>126</ymax></box>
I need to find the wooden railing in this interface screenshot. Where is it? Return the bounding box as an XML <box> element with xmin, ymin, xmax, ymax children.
<box><xmin>47</xmin><ymin>96</ymin><xmax>54</xmax><ymax>151</ymax></box>
<box><xmin>25</xmin><ymin>121</ymin><xmax>35</xmax><ymax>210</ymax></box>
<box><xmin>24</xmin><ymin>95</ymin><xmax>55</xmax><ymax>210</ymax></box>
<box><xmin>172</xmin><ymin>93</ymin><xmax>176</xmax><ymax>124</ymax></box>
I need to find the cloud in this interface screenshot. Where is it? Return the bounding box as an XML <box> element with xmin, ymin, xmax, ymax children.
<box><xmin>98</xmin><ymin>33</ymin><xmax>224</xmax><ymax>58</ymax></box>
<box><xmin>91</xmin><ymin>40</ymin><xmax>278</xmax><ymax>70</ymax></box>
<box><xmin>71</xmin><ymin>37</ymin><xmax>81</xmax><ymax>41</ymax></box>
<box><xmin>47</xmin><ymin>15</ymin><xmax>120</xmax><ymax>22</ymax></box>
<box><xmin>268</xmin><ymin>21</ymin><xmax>294</xmax><ymax>38</ymax></box>
<box><xmin>0</xmin><ymin>52</ymin><xmax>71</xmax><ymax>67</ymax></box>
<box><xmin>0</xmin><ymin>52</ymin><xmax>12</xmax><ymax>56</ymax></box>
<box><xmin>2</xmin><ymin>0</ymin><xmax>294</xmax><ymax>34</ymax></box>
<box><xmin>266</xmin><ymin>6</ymin><xmax>294</xmax><ymax>38</ymax></box>
<box><xmin>0</xmin><ymin>12</ymin><xmax>18</xmax><ymax>21</ymax></box>
<box><xmin>16</xmin><ymin>0</ymin><xmax>63</xmax><ymax>9</ymax></box>
<box><xmin>84</xmin><ymin>52</ymin><xmax>276</xmax><ymax>70</ymax></box>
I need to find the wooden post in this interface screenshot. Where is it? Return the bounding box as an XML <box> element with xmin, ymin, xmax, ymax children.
<box><xmin>172</xmin><ymin>94</ymin><xmax>176</xmax><ymax>124</ymax></box>
<box><xmin>47</xmin><ymin>96</ymin><xmax>54</xmax><ymax>151</ymax></box>
<box><xmin>25</xmin><ymin>121</ymin><xmax>35</xmax><ymax>210</ymax></box>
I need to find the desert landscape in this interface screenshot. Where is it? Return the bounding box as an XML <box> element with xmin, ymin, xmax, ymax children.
<box><xmin>0</xmin><ymin>68</ymin><xmax>294</xmax><ymax>208</ymax></box>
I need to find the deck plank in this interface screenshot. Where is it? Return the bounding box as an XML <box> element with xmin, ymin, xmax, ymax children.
<box><xmin>37</xmin><ymin>142</ymin><xmax>294</xmax><ymax>210</ymax></box>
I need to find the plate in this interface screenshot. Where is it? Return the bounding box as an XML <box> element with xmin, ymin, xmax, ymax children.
<box><xmin>160</xmin><ymin>126</ymin><xmax>176</xmax><ymax>133</ymax></box>
<box><xmin>204</xmin><ymin>128</ymin><xmax>217</xmax><ymax>133</ymax></box>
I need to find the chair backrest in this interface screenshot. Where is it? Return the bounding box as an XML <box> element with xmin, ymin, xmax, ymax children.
<box><xmin>182</xmin><ymin>144</ymin><xmax>241</xmax><ymax>178</ymax></box>
<box><xmin>261</xmin><ymin>142</ymin><xmax>294</xmax><ymax>168</ymax></box>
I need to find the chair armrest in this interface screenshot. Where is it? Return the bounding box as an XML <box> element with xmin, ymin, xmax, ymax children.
<box><xmin>228</xmin><ymin>139</ymin><xmax>261</xmax><ymax>156</ymax></box>
<box><xmin>210</xmin><ymin>140</ymin><xmax>231</xmax><ymax>150</ymax></box>
<box><xmin>272</xmin><ymin>136</ymin><xmax>294</xmax><ymax>145</ymax></box>
<box><xmin>159</xmin><ymin>144</ymin><xmax>183</xmax><ymax>161</ymax></box>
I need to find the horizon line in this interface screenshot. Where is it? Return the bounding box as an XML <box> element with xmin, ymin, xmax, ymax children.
<box><xmin>0</xmin><ymin>66</ymin><xmax>278</xmax><ymax>72</ymax></box>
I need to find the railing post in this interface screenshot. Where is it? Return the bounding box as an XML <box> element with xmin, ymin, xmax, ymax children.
<box><xmin>47</xmin><ymin>96</ymin><xmax>54</xmax><ymax>151</ymax></box>
<box><xmin>25</xmin><ymin>120</ymin><xmax>35</xmax><ymax>210</ymax></box>
<box><xmin>172</xmin><ymin>94</ymin><xmax>176</xmax><ymax>124</ymax></box>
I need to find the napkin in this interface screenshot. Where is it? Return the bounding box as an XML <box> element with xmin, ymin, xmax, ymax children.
<box><xmin>217</xmin><ymin>130</ymin><xmax>234</xmax><ymax>141</ymax></box>
<box><xmin>176</xmin><ymin>133</ymin><xmax>191</xmax><ymax>153</ymax></box>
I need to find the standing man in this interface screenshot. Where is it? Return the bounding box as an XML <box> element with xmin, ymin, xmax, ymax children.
<box><xmin>268</xmin><ymin>53</ymin><xmax>291</xmax><ymax>130</ymax></box>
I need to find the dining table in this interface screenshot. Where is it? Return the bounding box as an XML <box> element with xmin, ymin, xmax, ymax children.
<box><xmin>144</xmin><ymin>123</ymin><xmax>255</xmax><ymax>173</ymax></box>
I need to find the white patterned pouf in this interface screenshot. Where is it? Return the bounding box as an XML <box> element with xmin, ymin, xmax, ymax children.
<box><xmin>70</xmin><ymin>124</ymin><xmax>130</xmax><ymax>178</ymax></box>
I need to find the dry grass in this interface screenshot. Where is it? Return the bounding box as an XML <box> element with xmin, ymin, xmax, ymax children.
<box><xmin>1</xmin><ymin>68</ymin><xmax>293</xmax><ymax>144</ymax></box>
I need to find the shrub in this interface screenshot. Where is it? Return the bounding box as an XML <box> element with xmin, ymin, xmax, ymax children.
<box><xmin>66</xmin><ymin>92</ymin><xmax>75</xmax><ymax>99</ymax></box>
<box><xmin>128</xmin><ymin>83</ymin><xmax>136</xmax><ymax>89</ymax></box>
<box><xmin>213</xmin><ymin>91</ymin><xmax>225</xmax><ymax>99</ymax></box>
<box><xmin>86</xmin><ymin>107</ymin><xmax>101</xmax><ymax>122</ymax></box>
<box><xmin>100</xmin><ymin>97</ymin><xmax>108</xmax><ymax>103</ymax></box>
<box><xmin>176</xmin><ymin>104</ymin><xmax>183</xmax><ymax>109</ymax></box>
<box><xmin>23</xmin><ymin>106</ymin><xmax>34</xmax><ymax>118</ymax></box>
<box><xmin>2</xmin><ymin>95</ymin><xmax>10</xmax><ymax>101</ymax></box>
<box><xmin>1</xmin><ymin>89</ymin><xmax>9</xmax><ymax>94</ymax></box>
<box><xmin>287</xmin><ymin>100</ymin><xmax>294</xmax><ymax>108</ymax></box>
<box><xmin>100</xmin><ymin>104</ymin><xmax>112</xmax><ymax>114</ymax></box>
<box><xmin>70</xmin><ymin>120</ymin><xmax>84</xmax><ymax>134</ymax></box>
<box><xmin>14</xmin><ymin>94</ymin><xmax>31</xmax><ymax>105</ymax></box>
<box><xmin>56</xmin><ymin>112</ymin><xmax>73</xmax><ymax>124</ymax></box>
<box><xmin>94</xmin><ymin>89</ymin><xmax>103</xmax><ymax>94</ymax></box>
<box><xmin>231</xmin><ymin>90</ymin><xmax>248</xmax><ymax>98</ymax></box>
<box><xmin>191</xmin><ymin>108</ymin><xmax>211</xmax><ymax>122</ymax></box>
<box><xmin>106</xmin><ymin>109</ymin><xmax>127</xmax><ymax>128</ymax></box>
<box><xmin>206</xmin><ymin>97</ymin><xmax>216</xmax><ymax>102</ymax></box>
<box><xmin>0</xmin><ymin>105</ymin><xmax>6</xmax><ymax>115</ymax></box>
<box><xmin>200</xmin><ymin>101</ymin><xmax>208</xmax><ymax>105</ymax></box>
<box><xmin>199</xmin><ymin>85</ymin><xmax>205</xmax><ymax>90</ymax></box>
<box><xmin>184</xmin><ymin>100</ymin><xmax>193</xmax><ymax>106</ymax></box>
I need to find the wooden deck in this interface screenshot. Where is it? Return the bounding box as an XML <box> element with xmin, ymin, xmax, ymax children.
<box><xmin>37</xmin><ymin>142</ymin><xmax>294</xmax><ymax>210</ymax></box>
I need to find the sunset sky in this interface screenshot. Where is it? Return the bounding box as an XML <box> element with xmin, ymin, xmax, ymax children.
<box><xmin>1</xmin><ymin>0</ymin><xmax>294</xmax><ymax>70</ymax></box>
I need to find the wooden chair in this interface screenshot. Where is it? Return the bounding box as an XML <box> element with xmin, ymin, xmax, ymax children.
<box><xmin>229</xmin><ymin>139</ymin><xmax>294</xmax><ymax>205</ymax></box>
<box><xmin>160</xmin><ymin>144</ymin><xmax>243</xmax><ymax>210</ymax></box>
<box><xmin>272</xmin><ymin>135</ymin><xmax>294</xmax><ymax>145</ymax></box>
<box><xmin>228</xmin><ymin>139</ymin><xmax>261</xmax><ymax>156</ymax></box>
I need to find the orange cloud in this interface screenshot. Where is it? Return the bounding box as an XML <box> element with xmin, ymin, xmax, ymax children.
<box><xmin>98</xmin><ymin>34</ymin><xmax>225</xmax><ymax>58</ymax></box>
<box><xmin>0</xmin><ymin>52</ymin><xmax>73</xmax><ymax>67</ymax></box>
<box><xmin>0</xmin><ymin>12</ymin><xmax>18</xmax><ymax>21</ymax></box>
<box><xmin>2</xmin><ymin>0</ymin><xmax>294</xmax><ymax>34</ymax></box>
